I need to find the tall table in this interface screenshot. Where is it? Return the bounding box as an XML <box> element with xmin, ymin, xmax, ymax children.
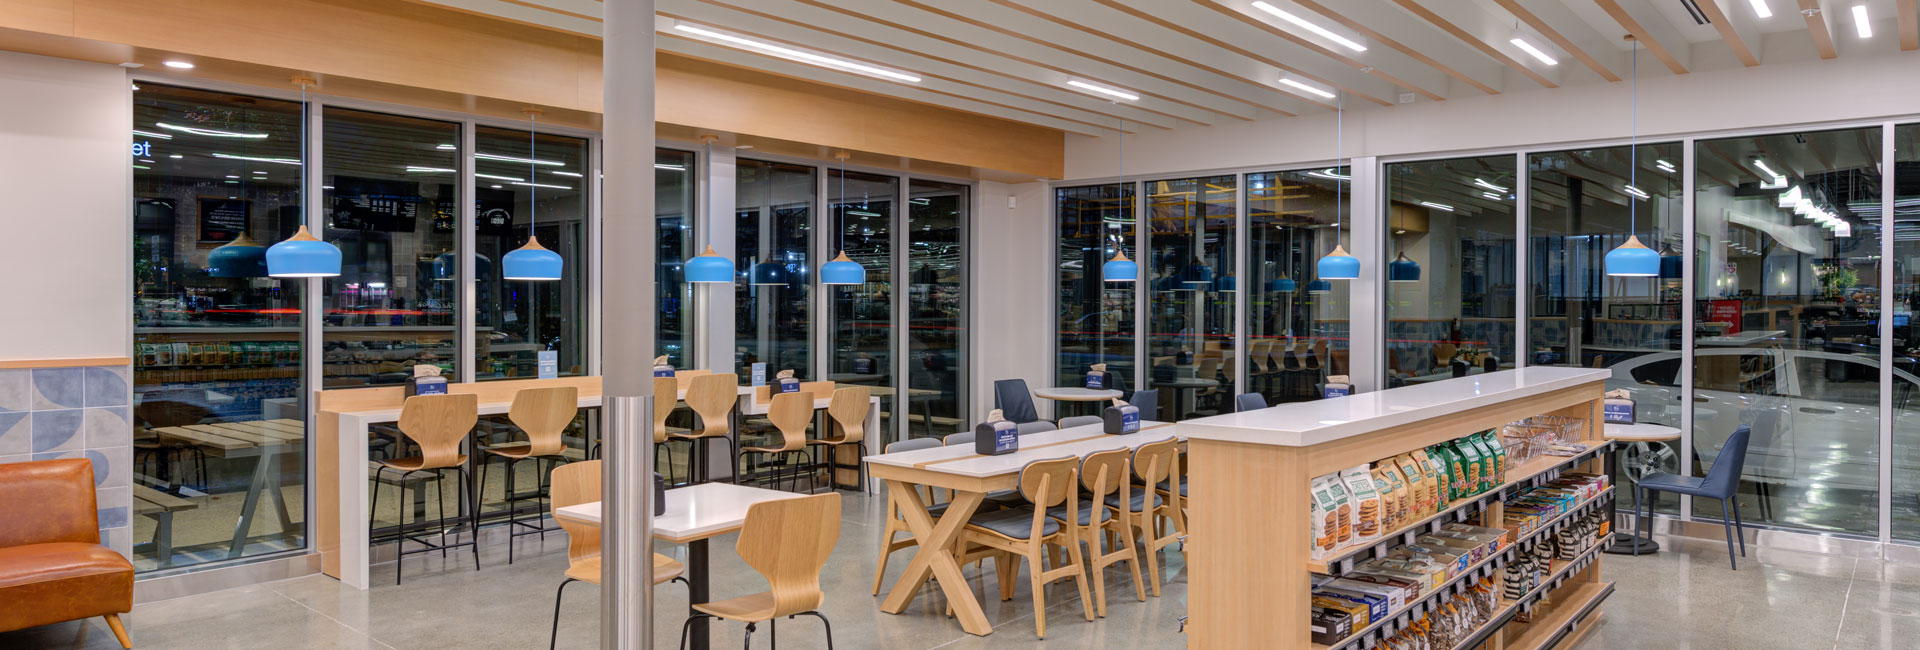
<box><xmin>864</xmin><ymin>419</ymin><xmax>1175</xmax><ymax>636</ymax></box>
<box><xmin>1602</xmin><ymin>422</ymin><xmax>1682</xmax><ymax>555</ymax></box>
<box><xmin>554</xmin><ymin>482</ymin><xmax>798</xmax><ymax>650</ymax></box>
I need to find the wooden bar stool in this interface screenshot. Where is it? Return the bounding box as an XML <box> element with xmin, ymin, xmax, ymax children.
<box><xmin>548</xmin><ymin>460</ymin><xmax>686</xmax><ymax>650</ymax></box>
<box><xmin>478</xmin><ymin>386</ymin><xmax>578</xmax><ymax>564</ymax></box>
<box><xmin>669</xmin><ymin>374</ymin><xmax>739</xmax><ymax>484</ymax></box>
<box><xmin>739</xmin><ymin>391</ymin><xmax>815</xmax><ymax>493</ymax></box>
<box><xmin>1054</xmin><ymin>448</ymin><xmax>1144</xmax><ymax>617</ymax></box>
<box><xmin>678</xmin><ymin>493</ymin><xmax>843</xmax><ymax>650</ymax></box>
<box><xmin>370</xmin><ymin>393</ymin><xmax>480</xmax><ymax>585</ymax></box>
<box><xmin>961</xmin><ymin>456</ymin><xmax>1093</xmax><ymax>638</ymax></box>
<box><xmin>808</xmin><ymin>386</ymin><xmax>870</xmax><ymax>491</ymax></box>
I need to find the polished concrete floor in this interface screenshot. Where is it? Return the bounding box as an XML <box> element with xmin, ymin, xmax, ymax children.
<box><xmin>6</xmin><ymin>489</ymin><xmax>1919</xmax><ymax>649</ymax></box>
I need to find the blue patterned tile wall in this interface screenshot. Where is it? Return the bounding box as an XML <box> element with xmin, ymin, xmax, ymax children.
<box><xmin>0</xmin><ymin>365</ymin><xmax>132</xmax><ymax>558</ymax></box>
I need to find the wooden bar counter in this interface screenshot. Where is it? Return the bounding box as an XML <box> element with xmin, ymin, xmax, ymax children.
<box><xmin>1178</xmin><ymin>367</ymin><xmax>1613</xmax><ymax>649</ymax></box>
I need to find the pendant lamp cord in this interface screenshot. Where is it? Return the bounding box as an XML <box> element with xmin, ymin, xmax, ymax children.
<box><xmin>1630</xmin><ymin>41</ymin><xmax>1639</xmax><ymax>239</ymax></box>
<box><xmin>298</xmin><ymin>81</ymin><xmax>306</xmax><ymax>228</ymax></box>
<box><xmin>529</xmin><ymin>113</ymin><xmax>538</xmax><ymax>241</ymax></box>
<box><xmin>839</xmin><ymin>155</ymin><xmax>848</xmax><ymax>255</ymax></box>
<box><xmin>1116</xmin><ymin>116</ymin><xmax>1125</xmax><ymax>254</ymax></box>
<box><xmin>1336</xmin><ymin>91</ymin><xmax>1344</xmax><ymax>248</ymax></box>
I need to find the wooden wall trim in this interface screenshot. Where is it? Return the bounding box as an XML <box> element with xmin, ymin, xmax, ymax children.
<box><xmin>0</xmin><ymin>0</ymin><xmax>1063</xmax><ymax>179</ymax></box>
<box><xmin>0</xmin><ymin>356</ymin><xmax>132</xmax><ymax>368</ymax></box>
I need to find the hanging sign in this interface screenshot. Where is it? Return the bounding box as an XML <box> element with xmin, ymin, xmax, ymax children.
<box><xmin>197</xmin><ymin>197</ymin><xmax>250</xmax><ymax>244</ymax></box>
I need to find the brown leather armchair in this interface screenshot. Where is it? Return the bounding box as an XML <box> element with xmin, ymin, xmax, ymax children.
<box><xmin>0</xmin><ymin>459</ymin><xmax>135</xmax><ymax>648</ymax></box>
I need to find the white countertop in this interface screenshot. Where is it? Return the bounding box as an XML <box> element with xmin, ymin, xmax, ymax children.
<box><xmin>1604</xmin><ymin>422</ymin><xmax>1682</xmax><ymax>441</ymax></box>
<box><xmin>553</xmin><ymin>482</ymin><xmax>800</xmax><ymax>542</ymax></box>
<box><xmin>866</xmin><ymin>421</ymin><xmax>1175</xmax><ymax>479</ymax></box>
<box><xmin>1176</xmin><ymin>367</ymin><xmax>1610</xmax><ymax>448</ymax></box>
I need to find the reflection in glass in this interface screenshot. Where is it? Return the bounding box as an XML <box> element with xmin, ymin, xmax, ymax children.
<box><xmin>132</xmin><ymin>84</ymin><xmax>307</xmax><ymax>571</ymax></box>
<box><xmin>828</xmin><ymin>168</ymin><xmax>897</xmax><ymax>433</ymax></box>
<box><xmin>1693</xmin><ymin>128</ymin><xmax>1882</xmax><ymax>536</ymax></box>
<box><xmin>735</xmin><ymin>160</ymin><xmax>814</xmax><ymax>381</ymax></box>
<box><xmin>1246</xmin><ymin>169</ymin><xmax>1350</xmax><ymax>405</ymax></box>
<box><xmin>1384</xmin><ymin>156</ymin><xmax>1519</xmax><ymax>386</ymax></box>
<box><xmin>1895</xmin><ymin>124</ymin><xmax>1920</xmax><ymax>541</ymax></box>
<box><xmin>1145</xmin><ymin>176</ymin><xmax>1236</xmax><ymax>421</ymax></box>
<box><xmin>473</xmin><ymin>125</ymin><xmax>588</xmax><ymax>380</ymax></box>
<box><xmin>906</xmin><ymin>180</ymin><xmax>968</xmax><ymax>442</ymax></box>
<box><xmin>657</xmin><ymin>149</ymin><xmax>696</xmax><ymax>367</ymax></box>
<box><xmin>1056</xmin><ymin>184</ymin><xmax>1137</xmax><ymax>407</ymax></box>
<box><xmin>1528</xmin><ymin>143</ymin><xmax>1684</xmax><ymax>515</ymax></box>
<box><xmin>321</xmin><ymin>108</ymin><xmax>461</xmax><ymax>386</ymax></box>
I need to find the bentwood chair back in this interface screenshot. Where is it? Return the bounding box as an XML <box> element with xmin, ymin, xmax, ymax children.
<box><xmin>764</xmin><ymin>392</ymin><xmax>814</xmax><ymax>454</ymax></box>
<box><xmin>1066</xmin><ymin>448</ymin><xmax>1144</xmax><ymax>616</ymax></box>
<box><xmin>1126</xmin><ymin>438</ymin><xmax>1184</xmax><ymax>597</ymax></box>
<box><xmin>672</xmin><ymin>369</ymin><xmax>714</xmax><ymax>392</ymax></box>
<box><xmin>1058</xmin><ymin>415</ymin><xmax>1103</xmax><ymax>429</ymax></box>
<box><xmin>1234</xmin><ymin>392</ymin><xmax>1269</xmax><ymax>413</ymax></box>
<box><xmin>1434</xmin><ymin>343</ymin><xmax>1458</xmax><ymax>370</ymax></box>
<box><xmin>960</xmin><ymin>456</ymin><xmax>1092</xmax><ymax>638</ymax></box>
<box><xmin>1248</xmin><ymin>340</ymin><xmax>1271</xmax><ymax>375</ymax></box>
<box><xmin>824</xmin><ymin>386</ymin><xmax>871</xmax><ymax>444</ymax></box>
<box><xmin>682</xmin><ymin>493</ymin><xmax>843</xmax><ymax>648</ymax></box>
<box><xmin>943</xmin><ymin>431</ymin><xmax>974</xmax><ymax>447</ymax></box>
<box><xmin>550</xmin><ymin>460</ymin><xmax>684</xmax><ymax>650</ymax></box>
<box><xmin>652</xmin><ymin>378</ymin><xmax>678</xmax><ymax>444</ymax></box>
<box><xmin>1015</xmin><ymin>420</ymin><xmax>1059</xmax><ymax>436</ymax></box>
<box><xmin>682</xmin><ymin>374</ymin><xmax>738</xmax><ymax>438</ymax></box>
<box><xmin>396</xmin><ymin>393</ymin><xmax>479</xmax><ymax>470</ymax></box>
<box><xmin>506</xmin><ymin>386</ymin><xmax>578</xmax><ymax>458</ymax></box>
<box><xmin>1130</xmin><ymin>389</ymin><xmax>1160</xmax><ymax>424</ymax></box>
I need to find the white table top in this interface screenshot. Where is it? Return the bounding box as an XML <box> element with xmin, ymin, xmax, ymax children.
<box><xmin>1031</xmin><ymin>387</ymin><xmax>1123</xmax><ymax>401</ymax></box>
<box><xmin>1153</xmin><ymin>378</ymin><xmax>1222</xmax><ymax>389</ymax></box>
<box><xmin>1604</xmin><ymin>422</ymin><xmax>1683</xmax><ymax>441</ymax></box>
<box><xmin>867</xmin><ymin>421</ymin><xmax>1175</xmax><ymax>479</ymax></box>
<box><xmin>1178</xmin><ymin>367</ymin><xmax>1611</xmax><ymax>448</ymax></box>
<box><xmin>552</xmin><ymin>482</ymin><xmax>800</xmax><ymax>542</ymax></box>
<box><xmin>337</xmin><ymin>395</ymin><xmax>605</xmax><ymax>424</ymax></box>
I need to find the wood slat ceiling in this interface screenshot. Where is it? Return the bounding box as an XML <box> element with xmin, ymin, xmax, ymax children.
<box><xmin>407</xmin><ymin>0</ymin><xmax>1919</xmax><ymax>137</ymax></box>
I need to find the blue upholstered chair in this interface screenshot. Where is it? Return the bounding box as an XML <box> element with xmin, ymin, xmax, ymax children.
<box><xmin>1130</xmin><ymin>389</ymin><xmax>1159</xmax><ymax>424</ymax></box>
<box><xmin>1636</xmin><ymin>426</ymin><xmax>1751</xmax><ymax>569</ymax></box>
<box><xmin>1233</xmin><ymin>393</ymin><xmax>1268</xmax><ymax>413</ymax></box>
<box><xmin>993</xmin><ymin>379</ymin><xmax>1043</xmax><ymax>424</ymax></box>
<box><xmin>1058</xmin><ymin>415</ymin><xmax>1104</xmax><ymax>429</ymax></box>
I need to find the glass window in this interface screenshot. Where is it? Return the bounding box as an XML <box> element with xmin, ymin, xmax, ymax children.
<box><xmin>473</xmin><ymin>125</ymin><xmax>589</xmax><ymax>379</ymax></box>
<box><xmin>827</xmin><ymin>168</ymin><xmax>897</xmax><ymax>432</ymax></box>
<box><xmin>735</xmin><ymin>159</ymin><xmax>814</xmax><ymax>381</ymax></box>
<box><xmin>1246</xmin><ymin>168</ymin><xmax>1350</xmax><ymax>405</ymax></box>
<box><xmin>1055</xmin><ymin>184</ymin><xmax>1137</xmax><ymax>405</ymax></box>
<box><xmin>906</xmin><ymin>179</ymin><xmax>968</xmax><ymax>441</ymax></box>
<box><xmin>131</xmin><ymin>83</ymin><xmax>307</xmax><ymax>571</ymax></box>
<box><xmin>656</xmin><ymin>149</ymin><xmax>696</xmax><ymax>367</ymax></box>
<box><xmin>1693</xmin><ymin>127</ymin><xmax>1882</xmax><ymax>536</ymax></box>
<box><xmin>321</xmin><ymin>108</ymin><xmax>460</xmax><ymax>386</ymax></box>
<box><xmin>1384</xmin><ymin>155</ymin><xmax>1519</xmax><ymax>386</ymax></box>
<box><xmin>1898</xmin><ymin>124</ymin><xmax>1920</xmax><ymax>541</ymax></box>
<box><xmin>1145</xmin><ymin>175</ymin><xmax>1236</xmax><ymax>421</ymax></box>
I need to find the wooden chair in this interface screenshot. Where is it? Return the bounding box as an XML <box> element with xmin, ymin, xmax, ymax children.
<box><xmin>669</xmin><ymin>374</ymin><xmax>740</xmax><ymax>484</ymax></box>
<box><xmin>960</xmin><ymin>456</ymin><xmax>1093</xmax><ymax>638</ymax></box>
<box><xmin>872</xmin><ymin>438</ymin><xmax>945</xmax><ymax>595</ymax></box>
<box><xmin>678</xmin><ymin>493</ymin><xmax>843</xmax><ymax>650</ymax></box>
<box><xmin>799</xmin><ymin>380</ymin><xmax>837</xmax><ymax>396</ymax></box>
<box><xmin>1247</xmin><ymin>340</ymin><xmax>1273</xmax><ymax>395</ymax></box>
<box><xmin>548</xmin><ymin>460</ymin><xmax>685</xmax><ymax>650</ymax></box>
<box><xmin>1118</xmin><ymin>438</ymin><xmax>1183</xmax><ymax>597</ymax></box>
<box><xmin>370</xmin><ymin>393</ymin><xmax>480</xmax><ymax>585</ymax></box>
<box><xmin>651</xmin><ymin>377</ymin><xmax>693</xmax><ymax>484</ymax></box>
<box><xmin>672</xmin><ymin>368</ymin><xmax>714</xmax><ymax>393</ymax></box>
<box><xmin>477</xmin><ymin>386</ymin><xmax>578</xmax><ymax>564</ymax></box>
<box><xmin>1192</xmin><ymin>357</ymin><xmax>1225</xmax><ymax>416</ymax></box>
<box><xmin>1434</xmin><ymin>342</ymin><xmax>1458</xmax><ymax>371</ymax></box>
<box><xmin>740</xmin><ymin>391</ymin><xmax>816</xmax><ymax>492</ymax></box>
<box><xmin>809</xmin><ymin>386</ymin><xmax>871</xmax><ymax>491</ymax></box>
<box><xmin>1053</xmin><ymin>448</ymin><xmax>1144</xmax><ymax>617</ymax></box>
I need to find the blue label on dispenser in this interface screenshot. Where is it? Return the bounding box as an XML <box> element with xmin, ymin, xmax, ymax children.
<box><xmin>1603</xmin><ymin>401</ymin><xmax>1635</xmax><ymax>424</ymax></box>
<box><xmin>1085</xmin><ymin>372</ymin><xmax>1105</xmax><ymax>389</ymax></box>
<box><xmin>1119</xmin><ymin>409</ymin><xmax>1140</xmax><ymax>433</ymax></box>
<box><xmin>537</xmin><ymin>351</ymin><xmax>558</xmax><ymax>379</ymax></box>
<box><xmin>751</xmin><ymin>363</ymin><xmax>767</xmax><ymax>386</ymax></box>
<box><xmin>779</xmin><ymin>377</ymin><xmax>800</xmax><ymax>393</ymax></box>
<box><xmin>653</xmin><ymin>366</ymin><xmax>675</xmax><ymax>378</ymax></box>
<box><xmin>1324</xmin><ymin>384</ymin><xmax>1351</xmax><ymax>398</ymax></box>
<box><xmin>993</xmin><ymin>423</ymin><xmax>1019</xmax><ymax>453</ymax></box>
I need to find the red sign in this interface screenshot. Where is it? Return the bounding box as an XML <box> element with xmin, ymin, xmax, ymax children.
<box><xmin>1708</xmin><ymin>300</ymin><xmax>1743</xmax><ymax>334</ymax></box>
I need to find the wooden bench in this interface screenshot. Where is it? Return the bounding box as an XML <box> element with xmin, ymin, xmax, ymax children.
<box><xmin>133</xmin><ymin>485</ymin><xmax>199</xmax><ymax>568</ymax></box>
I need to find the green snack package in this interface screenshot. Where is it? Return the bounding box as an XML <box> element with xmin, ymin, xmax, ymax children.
<box><xmin>1452</xmin><ymin>440</ymin><xmax>1484</xmax><ymax>497</ymax></box>
<box><xmin>1479</xmin><ymin>431</ymin><xmax>1508</xmax><ymax>484</ymax></box>
<box><xmin>1462</xmin><ymin>434</ymin><xmax>1494</xmax><ymax>493</ymax></box>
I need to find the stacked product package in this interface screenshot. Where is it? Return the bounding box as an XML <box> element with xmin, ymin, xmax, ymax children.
<box><xmin>1311</xmin><ymin>430</ymin><xmax>1510</xmax><ymax>562</ymax></box>
<box><xmin>1500</xmin><ymin>473</ymin><xmax>1610</xmax><ymax>617</ymax></box>
<box><xmin>1309</xmin><ymin>522</ymin><xmax>1509</xmax><ymax>646</ymax></box>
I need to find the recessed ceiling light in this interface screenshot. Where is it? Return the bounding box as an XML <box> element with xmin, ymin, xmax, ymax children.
<box><xmin>490</xmin><ymin>184</ymin><xmax>503</xmax><ymax>189</ymax></box>
<box><xmin>1852</xmin><ymin>5</ymin><xmax>1872</xmax><ymax>38</ymax></box>
<box><xmin>1624</xmin><ymin>185</ymin><xmax>1651</xmax><ymax>199</ymax></box>
<box><xmin>551</xmin><ymin>170</ymin><xmax>583</xmax><ymax>177</ymax></box>
<box><xmin>119</xmin><ymin>62</ymin><xmax>143</xmax><ymax>69</ymax></box>
<box><xmin>212</xmin><ymin>153</ymin><xmax>299</xmax><ymax>165</ymax></box>
<box><xmin>1278</xmin><ymin>78</ymin><xmax>1335</xmax><ymax>99</ymax></box>
<box><xmin>436</xmin><ymin>144</ymin><xmax>456</xmax><ymax>151</ymax></box>
<box><xmin>475</xmin><ymin>152</ymin><xmax>563</xmax><ymax>166</ymax></box>
<box><xmin>406</xmin><ymin>166</ymin><xmax>457</xmax><ymax>173</ymax></box>
<box><xmin>1066</xmin><ymin>80</ymin><xmax>1140</xmax><ymax>101</ymax></box>
<box><xmin>1419</xmin><ymin>201</ymin><xmax>1455</xmax><ymax>212</ymax></box>
<box><xmin>168</xmin><ymin>154</ymin><xmax>183</xmax><ymax>159</ymax></box>
<box><xmin>138</xmin><ymin>159</ymin><xmax>154</xmax><ymax>163</ymax></box>
<box><xmin>655</xmin><ymin>164</ymin><xmax>685</xmax><ymax>171</ymax></box>
<box><xmin>159</xmin><ymin>122</ymin><xmax>267</xmax><ymax>139</ymax></box>
<box><xmin>477</xmin><ymin>172</ymin><xmax>525</xmax><ymax>182</ymax></box>
<box><xmin>672</xmin><ymin>22</ymin><xmax>921</xmax><ymax>83</ymax></box>
<box><xmin>1250</xmin><ymin>1</ymin><xmax>1367</xmax><ymax>52</ymax></box>
<box><xmin>225</xmin><ymin>175</ymin><xmax>240</xmax><ymax>179</ymax></box>
<box><xmin>1473</xmin><ymin>178</ymin><xmax>1509</xmax><ymax>192</ymax></box>
<box><xmin>162</xmin><ymin>60</ymin><xmax>195</xmax><ymax>69</ymax></box>
<box><xmin>1481</xmin><ymin>192</ymin><xmax>1502</xmax><ymax>200</ymax></box>
<box><xmin>1748</xmin><ymin>0</ymin><xmax>1772</xmax><ymax>18</ymax></box>
<box><xmin>1656</xmin><ymin>159</ymin><xmax>1676</xmax><ymax>172</ymax></box>
<box><xmin>513</xmin><ymin>181</ymin><xmax>573</xmax><ymax>190</ymax></box>
<box><xmin>253</xmin><ymin>171</ymin><xmax>269</xmax><ymax>175</ymax></box>
<box><xmin>1509</xmin><ymin>37</ymin><xmax>1559</xmax><ymax>66</ymax></box>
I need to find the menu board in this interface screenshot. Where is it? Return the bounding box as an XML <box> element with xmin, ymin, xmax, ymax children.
<box><xmin>197</xmin><ymin>197</ymin><xmax>250</xmax><ymax>243</ymax></box>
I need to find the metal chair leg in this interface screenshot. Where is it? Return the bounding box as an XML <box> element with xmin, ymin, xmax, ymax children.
<box><xmin>743</xmin><ymin>621</ymin><xmax>756</xmax><ymax>650</ymax></box>
<box><xmin>437</xmin><ymin>467</ymin><xmax>451</xmax><ymax>558</ymax></box>
<box><xmin>1722</xmin><ymin>498</ymin><xmax>1738</xmax><ymax>571</ymax></box>
<box><xmin>800</xmin><ymin>611</ymin><xmax>835</xmax><ymax>650</ymax></box>
<box><xmin>396</xmin><ymin>469</ymin><xmax>418</xmax><ymax>586</ymax></box>
<box><xmin>550</xmin><ymin>577</ymin><xmax>576</xmax><ymax>650</ymax></box>
<box><xmin>508</xmin><ymin>457</ymin><xmax>520</xmax><ymax>565</ymax></box>
<box><xmin>677</xmin><ymin>613</ymin><xmax>713</xmax><ymax>650</ymax></box>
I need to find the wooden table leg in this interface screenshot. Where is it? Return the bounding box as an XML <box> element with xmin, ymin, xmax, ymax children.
<box><xmin>880</xmin><ymin>483</ymin><xmax>991</xmax><ymax>636</ymax></box>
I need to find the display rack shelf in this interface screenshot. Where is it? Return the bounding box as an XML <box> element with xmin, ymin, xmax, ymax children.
<box><xmin>1447</xmin><ymin>538</ymin><xmax>1616</xmax><ymax>650</ymax></box>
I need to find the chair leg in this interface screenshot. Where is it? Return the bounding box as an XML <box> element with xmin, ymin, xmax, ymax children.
<box><xmin>369</xmin><ymin>466</ymin><xmax>384</xmax><ymax>548</ymax></box>
<box><xmin>550</xmin><ymin>577</ymin><xmax>576</xmax><ymax>650</ymax></box>
<box><xmin>1087</xmin><ymin>530</ymin><xmax>1109</xmax><ymax>618</ymax></box>
<box><xmin>800</xmin><ymin>611</ymin><xmax>835</xmax><ymax>650</ymax></box>
<box><xmin>1029</xmin><ymin>544</ymin><xmax>1049</xmax><ymax>639</ymax></box>
<box><xmin>1732</xmin><ymin>496</ymin><xmax>1747</xmax><ymax>558</ymax></box>
<box><xmin>677</xmin><ymin>613</ymin><xmax>713</xmax><ymax>650</ymax></box>
<box><xmin>508</xmin><ymin>457</ymin><xmax>520</xmax><ymax>565</ymax></box>
<box><xmin>437</xmin><ymin>467</ymin><xmax>451</xmax><ymax>559</ymax></box>
<box><xmin>1065</xmin><ymin>536</ymin><xmax>1093</xmax><ymax>622</ymax></box>
<box><xmin>102</xmin><ymin>613</ymin><xmax>131</xmax><ymax>649</ymax></box>
<box><xmin>1722</xmin><ymin>498</ymin><xmax>1738</xmax><ymax>571</ymax></box>
<box><xmin>396</xmin><ymin>469</ymin><xmax>419</xmax><ymax>586</ymax></box>
<box><xmin>742</xmin><ymin>621</ymin><xmax>756</xmax><ymax>650</ymax></box>
<box><xmin>460</xmin><ymin>466</ymin><xmax>480</xmax><ymax>571</ymax></box>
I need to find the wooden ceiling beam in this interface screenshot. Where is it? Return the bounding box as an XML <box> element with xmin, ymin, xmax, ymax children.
<box><xmin>1796</xmin><ymin>0</ymin><xmax>1839</xmax><ymax>59</ymax></box>
<box><xmin>1287</xmin><ymin>0</ymin><xmax>1501</xmax><ymax>95</ymax></box>
<box><xmin>1491</xmin><ymin>0</ymin><xmax>1623</xmax><ymax>81</ymax></box>
<box><xmin>1089</xmin><ymin>0</ymin><xmax>1393</xmax><ymax>106</ymax></box>
<box><xmin>1385</xmin><ymin>0</ymin><xmax>1559</xmax><ymax>89</ymax></box>
<box><xmin>1195</xmin><ymin>0</ymin><xmax>1450</xmax><ymax>101</ymax></box>
<box><xmin>1690</xmin><ymin>0</ymin><xmax>1761</xmax><ymax>66</ymax></box>
<box><xmin>1901</xmin><ymin>0</ymin><xmax>1919</xmax><ymax>51</ymax></box>
<box><xmin>1592</xmin><ymin>0</ymin><xmax>1689</xmax><ymax>74</ymax></box>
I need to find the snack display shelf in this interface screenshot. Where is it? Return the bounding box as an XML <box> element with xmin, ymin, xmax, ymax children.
<box><xmin>1447</xmin><ymin>539</ymin><xmax>1616</xmax><ymax>650</ymax></box>
<box><xmin>1312</xmin><ymin>487</ymin><xmax>1614</xmax><ymax>650</ymax></box>
<box><xmin>1308</xmin><ymin>443</ymin><xmax>1615</xmax><ymax>576</ymax></box>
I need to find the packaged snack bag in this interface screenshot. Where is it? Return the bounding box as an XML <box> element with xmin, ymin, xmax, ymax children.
<box><xmin>1341</xmin><ymin>465</ymin><xmax>1384</xmax><ymax>542</ymax></box>
<box><xmin>1371</xmin><ymin>465</ymin><xmax>1402</xmax><ymax>531</ymax></box>
<box><xmin>1396</xmin><ymin>454</ymin><xmax>1434</xmax><ymax>516</ymax></box>
<box><xmin>1378</xmin><ymin>462</ymin><xmax>1412</xmax><ymax>526</ymax></box>
<box><xmin>1481</xmin><ymin>431</ymin><xmax>1509</xmax><ymax>483</ymax></box>
<box><xmin>1414</xmin><ymin>448</ymin><xmax>1448</xmax><ymax>508</ymax></box>
<box><xmin>1329</xmin><ymin>471</ymin><xmax>1354</xmax><ymax>544</ymax></box>
<box><xmin>1466</xmin><ymin>432</ymin><xmax>1500</xmax><ymax>489</ymax></box>
<box><xmin>1451</xmin><ymin>440</ymin><xmax>1485</xmax><ymax>496</ymax></box>
<box><xmin>1311</xmin><ymin>475</ymin><xmax>1341</xmax><ymax>560</ymax></box>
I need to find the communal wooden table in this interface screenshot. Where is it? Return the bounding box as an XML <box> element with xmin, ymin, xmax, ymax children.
<box><xmin>149</xmin><ymin>418</ymin><xmax>302</xmax><ymax>560</ymax></box>
<box><xmin>863</xmin><ymin>420</ymin><xmax>1177</xmax><ymax>636</ymax></box>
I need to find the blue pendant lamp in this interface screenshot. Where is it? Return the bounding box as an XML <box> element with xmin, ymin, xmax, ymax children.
<box><xmin>749</xmin><ymin>165</ymin><xmax>789</xmax><ymax>286</ymax></box>
<box><xmin>267</xmin><ymin>76</ymin><xmax>342</xmax><ymax>278</ymax></box>
<box><xmin>1389</xmin><ymin>252</ymin><xmax>1421</xmax><ymax>282</ymax></box>
<box><xmin>1269</xmin><ymin>276</ymin><xmax>1297</xmax><ymax>292</ymax></box>
<box><xmin>1606</xmin><ymin>39</ymin><xmax>1660</xmax><ymax>278</ymax></box>
<box><xmin>820</xmin><ymin>152</ymin><xmax>867</xmax><ymax>285</ymax></box>
<box><xmin>684</xmin><ymin>136</ymin><xmax>733</xmax><ymax>283</ymax></box>
<box><xmin>1317</xmin><ymin>91</ymin><xmax>1360</xmax><ymax>281</ymax></box>
<box><xmin>209</xmin><ymin>232</ymin><xmax>268</xmax><ymax>277</ymax></box>
<box><xmin>1307</xmin><ymin>279</ymin><xmax>1332</xmax><ymax>294</ymax></box>
<box><xmin>1102</xmin><ymin>247</ymin><xmax>1137</xmax><ymax>282</ymax></box>
<box><xmin>1101</xmin><ymin>118</ymin><xmax>1137</xmax><ymax>283</ymax></box>
<box><xmin>502</xmin><ymin>109</ymin><xmax>563</xmax><ymax>281</ymax></box>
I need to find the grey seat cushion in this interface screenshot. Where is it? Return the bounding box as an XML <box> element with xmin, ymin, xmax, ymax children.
<box><xmin>968</xmin><ymin>507</ymin><xmax>1058</xmax><ymax>539</ymax></box>
<box><xmin>1105</xmin><ymin>491</ymin><xmax>1165</xmax><ymax>513</ymax></box>
<box><xmin>1046</xmin><ymin>500</ymin><xmax>1109</xmax><ymax>526</ymax></box>
<box><xmin>1154</xmin><ymin>479</ymin><xmax>1189</xmax><ymax>498</ymax></box>
<box><xmin>984</xmin><ymin>489</ymin><xmax>1024</xmax><ymax>505</ymax></box>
